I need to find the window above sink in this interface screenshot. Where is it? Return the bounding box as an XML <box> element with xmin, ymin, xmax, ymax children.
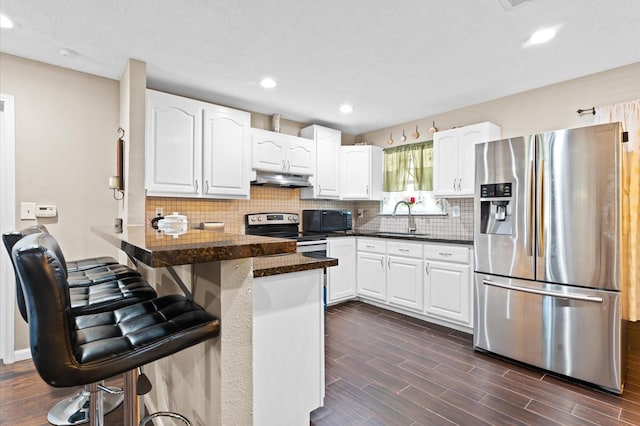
<box><xmin>380</xmin><ymin>141</ymin><xmax>445</xmax><ymax>216</ymax></box>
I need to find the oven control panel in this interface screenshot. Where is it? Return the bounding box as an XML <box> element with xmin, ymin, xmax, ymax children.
<box><xmin>246</xmin><ymin>213</ymin><xmax>299</xmax><ymax>225</ymax></box>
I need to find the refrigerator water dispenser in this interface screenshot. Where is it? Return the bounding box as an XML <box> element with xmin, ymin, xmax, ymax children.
<box><xmin>479</xmin><ymin>183</ymin><xmax>512</xmax><ymax>235</ymax></box>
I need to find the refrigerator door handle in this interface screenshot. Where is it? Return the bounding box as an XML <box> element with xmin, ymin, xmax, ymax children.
<box><xmin>536</xmin><ymin>157</ymin><xmax>545</xmax><ymax>258</ymax></box>
<box><xmin>482</xmin><ymin>280</ymin><xmax>603</xmax><ymax>303</ymax></box>
<box><xmin>526</xmin><ymin>158</ymin><xmax>535</xmax><ymax>256</ymax></box>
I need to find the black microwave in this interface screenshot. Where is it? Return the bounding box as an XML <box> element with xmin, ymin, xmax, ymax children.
<box><xmin>303</xmin><ymin>210</ymin><xmax>352</xmax><ymax>233</ymax></box>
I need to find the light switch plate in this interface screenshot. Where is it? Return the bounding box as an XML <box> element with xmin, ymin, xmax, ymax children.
<box><xmin>20</xmin><ymin>202</ymin><xmax>36</xmax><ymax>220</ymax></box>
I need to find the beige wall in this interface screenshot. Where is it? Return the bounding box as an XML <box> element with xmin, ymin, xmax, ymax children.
<box><xmin>357</xmin><ymin>62</ymin><xmax>640</xmax><ymax>146</ymax></box>
<box><xmin>0</xmin><ymin>53</ymin><xmax>121</xmax><ymax>350</ymax></box>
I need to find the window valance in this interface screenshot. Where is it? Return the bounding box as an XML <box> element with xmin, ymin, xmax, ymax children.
<box><xmin>383</xmin><ymin>141</ymin><xmax>433</xmax><ymax>191</ymax></box>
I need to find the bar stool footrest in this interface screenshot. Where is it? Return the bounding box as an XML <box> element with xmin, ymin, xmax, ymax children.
<box><xmin>140</xmin><ymin>411</ymin><xmax>191</xmax><ymax>426</ymax></box>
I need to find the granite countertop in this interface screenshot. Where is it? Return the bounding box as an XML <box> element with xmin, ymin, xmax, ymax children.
<box><xmin>92</xmin><ymin>225</ymin><xmax>296</xmax><ymax>267</ymax></box>
<box><xmin>253</xmin><ymin>252</ymin><xmax>338</xmax><ymax>278</ymax></box>
<box><xmin>322</xmin><ymin>231</ymin><xmax>474</xmax><ymax>246</ymax></box>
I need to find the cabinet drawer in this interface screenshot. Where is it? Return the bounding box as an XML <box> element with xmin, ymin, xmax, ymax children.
<box><xmin>357</xmin><ymin>238</ymin><xmax>386</xmax><ymax>254</ymax></box>
<box><xmin>387</xmin><ymin>241</ymin><xmax>423</xmax><ymax>258</ymax></box>
<box><xmin>424</xmin><ymin>244</ymin><xmax>469</xmax><ymax>263</ymax></box>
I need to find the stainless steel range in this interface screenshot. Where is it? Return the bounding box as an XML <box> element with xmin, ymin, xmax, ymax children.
<box><xmin>245</xmin><ymin>213</ymin><xmax>327</xmax><ymax>254</ymax></box>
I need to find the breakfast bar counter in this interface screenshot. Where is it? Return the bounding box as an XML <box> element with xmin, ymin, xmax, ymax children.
<box><xmin>253</xmin><ymin>252</ymin><xmax>337</xmax><ymax>277</ymax></box>
<box><xmin>92</xmin><ymin>225</ymin><xmax>331</xmax><ymax>425</ymax></box>
<box><xmin>91</xmin><ymin>225</ymin><xmax>297</xmax><ymax>266</ymax></box>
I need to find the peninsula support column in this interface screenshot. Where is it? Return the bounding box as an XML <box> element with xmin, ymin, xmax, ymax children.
<box><xmin>193</xmin><ymin>258</ymin><xmax>254</xmax><ymax>425</ymax></box>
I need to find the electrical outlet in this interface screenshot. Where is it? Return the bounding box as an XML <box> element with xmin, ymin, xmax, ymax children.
<box><xmin>155</xmin><ymin>207</ymin><xmax>164</xmax><ymax>217</ymax></box>
<box><xmin>451</xmin><ymin>205</ymin><xmax>460</xmax><ymax>218</ymax></box>
<box><xmin>357</xmin><ymin>209</ymin><xmax>364</xmax><ymax>218</ymax></box>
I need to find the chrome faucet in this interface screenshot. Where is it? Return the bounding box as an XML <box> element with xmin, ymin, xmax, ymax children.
<box><xmin>392</xmin><ymin>201</ymin><xmax>417</xmax><ymax>234</ymax></box>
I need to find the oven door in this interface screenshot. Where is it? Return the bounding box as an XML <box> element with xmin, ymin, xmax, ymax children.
<box><xmin>474</xmin><ymin>273</ymin><xmax>624</xmax><ymax>393</ymax></box>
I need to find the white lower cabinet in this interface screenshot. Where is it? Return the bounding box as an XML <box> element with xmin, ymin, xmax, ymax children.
<box><xmin>254</xmin><ymin>269</ymin><xmax>324</xmax><ymax>425</ymax></box>
<box><xmin>351</xmin><ymin>237</ymin><xmax>473</xmax><ymax>331</ymax></box>
<box><xmin>356</xmin><ymin>238</ymin><xmax>387</xmax><ymax>302</ymax></box>
<box><xmin>386</xmin><ymin>241</ymin><xmax>424</xmax><ymax>312</ymax></box>
<box><xmin>356</xmin><ymin>252</ymin><xmax>386</xmax><ymax>302</ymax></box>
<box><xmin>424</xmin><ymin>261</ymin><xmax>471</xmax><ymax>325</ymax></box>
<box><xmin>326</xmin><ymin>237</ymin><xmax>356</xmax><ymax>304</ymax></box>
<box><xmin>424</xmin><ymin>244</ymin><xmax>473</xmax><ymax>328</ymax></box>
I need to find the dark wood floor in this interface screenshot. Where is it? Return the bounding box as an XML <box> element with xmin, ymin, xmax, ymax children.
<box><xmin>0</xmin><ymin>361</ymin><xmax>128</xmax><ymax>425</ymax></box>
<box><xmin>311</xmin><ymin>301</ymin><xmax>640</xmax><ymax>426</ymax></box>
<box><xmin>3</xmin><ymin>301</ymin><xmax>640</xmax><ymax>425</ymax></box>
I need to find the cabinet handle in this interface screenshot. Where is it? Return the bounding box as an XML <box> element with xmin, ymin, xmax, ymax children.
<box><xmin>457</xmin><ymin>178</ymin><xmax>462</xmax><ymax>191</ymax></box>
<box><xmin>204</xmin><ymin>180</ymin><xmax>209</xmax><ymax>193</ymax></box>
<box><xmin>194</xmin><ymin>179</ymin><xmax>199</xmax><ymax>192</ymax></box>
<box><xmin>318</xmin><ymin>185</ymin><xmax>322</xmax><ymax>193</ymax></box>
<box><xmin>426</xmin><ymin>262</ymin><xmax>430</xmax><ymax>275</ymax></box>
<box><xmin>438</xmin><ymin>252</ymin><xmax>453</xmax><ymax>256</ymax></box>
<box><xmin>399</xmin><ymin>248</ymin><xmax>410</xmax><ymax>252</ymax></box>
<box><xmin>365</xmin><ymin>245</ymin><xmax>375</xmax><ymax>248</ymax></box>
<box><xmin>287</xmin><ymin>160</ymin><xmax>291</xmax><ymax>171</ymax></box>
<box><xmin>366</xmin><ymin>184</ymin><xmax>369</xmax><ymax>195</ymax></box>
<box><xmin>452</xmin><ymin>178</ymin><xmax>457</xmax><ymax>191</ymax></box>
<box><xmin>281</xmin><ymin>160</ymin><xmax>286</xmax><ymax>171</ymax></box>
<box><xmin>380</xmin><ymin>258</ymin><xmax>384</xmax><ymax>268</ymax></box>
<box><xmin>388</xmin><ymin>258</ymin><xmax>391</xmax><ymax>269</ymax></box>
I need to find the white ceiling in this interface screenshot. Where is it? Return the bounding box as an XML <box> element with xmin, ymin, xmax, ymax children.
<box><xmin>1</xmin><ymin>0</ymin><xmax>639</xmax><ymax>135</ymax></box>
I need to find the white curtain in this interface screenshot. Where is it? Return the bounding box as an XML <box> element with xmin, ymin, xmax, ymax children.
<box><xmin>595</xmin><ymin>99</ymin><xmax>640</xmax><ymax>321</ymax></box>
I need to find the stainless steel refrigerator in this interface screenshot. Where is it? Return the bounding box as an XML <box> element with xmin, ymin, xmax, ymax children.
<box><xmin>473</xmin><ymin>122</ymin><xmax>626</xmax><ymax>393</ymax></box>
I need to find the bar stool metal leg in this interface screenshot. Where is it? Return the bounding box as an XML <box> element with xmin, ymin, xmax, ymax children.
<box><xmin>87</xmin><ymin>383</ymin><xmax>103</xmax><ymax>426</ymax></box>
<box><xmin>123</xmin><ymin>369</ymin><xmax>140</xmax><ymax>426</ymax></box>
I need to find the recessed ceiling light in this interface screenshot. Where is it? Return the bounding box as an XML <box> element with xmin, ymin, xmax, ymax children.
<box><xmin>339</xmin><ymin>104</ymin><xmax>354</xmax><ymax>114</ymax></box>
<box><xmin>527</xmin><ymin>28</ymin><xmax>556</xmax><ymax>45</ymax></box>
<box><xmin>260</xmin><ymin>78</ymin><xmax>277</xmax><ymax>89</ymax></box>
<box><xmin>0</xmin><ymin>14</ymin><xmax>14</xmax><ymax>29</ymax></box>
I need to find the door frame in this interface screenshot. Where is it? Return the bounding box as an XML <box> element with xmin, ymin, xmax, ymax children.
<box><xmin>0</xmin><ymin>94</ymin><xmax>16</xmax><ymax>363</ymax></box>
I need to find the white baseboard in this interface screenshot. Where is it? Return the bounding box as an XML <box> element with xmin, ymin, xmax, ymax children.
<box><xmin>14</xmin><ymin>348</ymin><xmax>31</xmax><ymax>362</ymax></box>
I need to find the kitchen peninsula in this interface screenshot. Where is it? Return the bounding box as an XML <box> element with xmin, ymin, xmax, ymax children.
<box><xmin>92</xmin><ymin>225</ymin><xmax>336</xmax><ymax>425</ymax></box>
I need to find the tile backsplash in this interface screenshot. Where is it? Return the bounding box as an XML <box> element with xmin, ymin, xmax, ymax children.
<box><xmin>356</xmin><ymin>198</ymin><xmax>474</xmax><ymax>241</ymax></box>
<box><xmin>146</xmin><ymin>188</ymin><xmax>474</xmax><ymax>241</ymax></box>
<box><xmin>146</xmin><ymin>187</ymin><xmax>356</xmax><ymax>235</ymax></box>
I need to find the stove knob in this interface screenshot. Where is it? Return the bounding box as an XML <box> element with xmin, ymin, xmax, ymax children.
<box><xmin>288</xmin><ymin>216</ymin><xmax>295</xmax><ymax>222</ymax></box>
<box><xmin>257</xmin><ymin>216</ymin><xmax>262</xmax><ymax>221</ymax></box>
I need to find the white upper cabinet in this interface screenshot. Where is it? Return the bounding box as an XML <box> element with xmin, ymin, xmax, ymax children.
<box><xmin>340</xmin><ymin>146</ymin><xmax>383</xmax><ymax>200</ymax></box>
<box><xmin>300</xmin><ymin>125</ymin><xmax>341</xmax><ymax>199</ymax></box>
<box><xmin>433</xmin><ymin>122</ymin><xmax>501</xmax><ymax>198</ymax></box>
<box><xmin>145</xmin><ymin>89</ymin><xmax>251</xmax><ymax>199</ymax></box>
<box><xmin>202</xmin><ymin>105</ymin><xmax>251</xmax><ymax>197</ymax></box>
<box><xmin>251</xmin><ymin>130</ymin><xmax>286</xmax><ymax>172</ymax></box>
<box><xmin>146</xmin><ymin>90</ymin><xmax>202</xmax><ymax>196</ymax></box>
<box><xmin>284</xmin><ymin>134</ymin><xmax>315</xmax><ymax>175</ymax></box>
<box><xmin>251</xmin><ymin>129</ymin><xmax>315</xmax><ymax>176</ymax></box>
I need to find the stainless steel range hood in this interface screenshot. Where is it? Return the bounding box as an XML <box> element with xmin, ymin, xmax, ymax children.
<box><xmin>251</xmin><ymin>171</ymin><xmax>312</xmax><ymax>188</ymax></box>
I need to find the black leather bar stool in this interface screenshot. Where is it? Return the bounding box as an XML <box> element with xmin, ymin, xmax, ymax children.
<box><xmin>12</xmin><ymin>233</ymin><xmax>220</xmax><ymax>426</ymax></box>
<box><xmin>2</xmin><ymin>227</ymin><xmax>157</xmax><ymax>425</ymax></box>
<box><xmin>6</xmin><ymin>224</ymin><xmax>119</xmax><ymax>271</ymax></box>
<box><xmin>2</xmin><ymin>226</ymin><xmax>153</xmax><ymax>321</ymax></box>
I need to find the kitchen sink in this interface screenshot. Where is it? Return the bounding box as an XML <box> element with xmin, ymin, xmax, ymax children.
<box><xmin>373</xmin><ymin>232</ymin><xmax>432</xmax><ymax>239</ymax></box>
